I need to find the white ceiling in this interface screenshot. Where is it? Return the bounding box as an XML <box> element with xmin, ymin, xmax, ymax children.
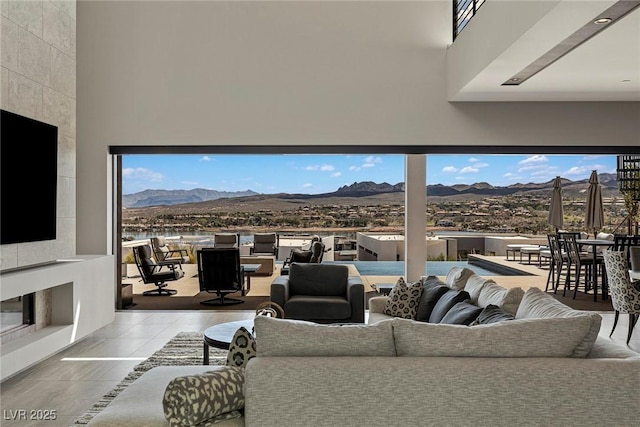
<box><xmin>450</xmin><ymin>1</ymin><xmax>640</xmax><ymax>102</ymax></box>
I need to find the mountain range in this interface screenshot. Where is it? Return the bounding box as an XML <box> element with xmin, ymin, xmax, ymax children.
<box><xmin>122</xmin><ymin>173</ymin><xmax>620</xmax><ymax>208</ymax></box>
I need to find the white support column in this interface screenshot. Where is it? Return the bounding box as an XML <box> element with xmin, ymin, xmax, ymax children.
<box><xmin>405</xmin><ymin>154</ymin><xmax>426</xmax><ymax>281</ymax></box>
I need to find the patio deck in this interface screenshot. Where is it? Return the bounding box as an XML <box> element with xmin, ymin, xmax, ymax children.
<box><xmin>125</xmin><ymin>256</ymin><xmax>548</xmax><ymax>299</ymax></box>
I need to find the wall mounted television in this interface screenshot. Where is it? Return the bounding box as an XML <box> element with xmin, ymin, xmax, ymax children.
<box><xmin>1</xmin><ymin>110</ymin><xmax>58</xmax><ymax>245</ymax></box>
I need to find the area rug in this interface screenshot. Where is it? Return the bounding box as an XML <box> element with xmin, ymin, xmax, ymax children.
<box><xmin>72</xmin><ymin>332</ymin><xmax>227</xmax><ymax>426</ymax></box>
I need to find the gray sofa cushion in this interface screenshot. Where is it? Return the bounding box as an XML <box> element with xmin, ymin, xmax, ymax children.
<box><xmin>285</xmin><ymin>295</ymin><xmax>351</xmax><ymax>320</ymax></box>
<box><xmin>428</xmin><ymin>289</ymin><xmax>470</xmax><ymax>323</ymax></box>
<box><xmin>471</xmin><ymin>304</ymin><xmax>515</xmax><ymax>325</ymax></box>
<box><xmin>392</xmin><ymin>317</ymin><xmax>595</xmax><ymax>358</ymax></box>
<box><xmin>445</xmin><ymin>267</ymin><xmax>475</xmax><ymax>290</ymax></box>
<box><xmin>464</xmin><ymin>274</ymin><xmax>491</xmax><ymax>303</ymax></box>
<box><xmin>288</xmin><ymin>263</ymin><xmax>348</xmax><ymax>296</ymax></box>
<box><xmin>515</xmin><ymin>287</ymin><xmax>601</xmax><ymax>358</ymax></box>
<box><xmin>254</xmin><ymin>316</ymin><xmax>396</xmax><ymax>357</ymax></box>
<box><xmin>477</xmin><ymin>282</ymin><xmax>524</xmax><ymax>315</ymax></box>
<box><xmin>415</xmin><ymin>279</ymin><xmax>450</xmax><ymax>322</ymax></box>
<box><xmin>439</xmin><ymin>301</ymin><xmax>483</xmax><ymax>325</ymax></box>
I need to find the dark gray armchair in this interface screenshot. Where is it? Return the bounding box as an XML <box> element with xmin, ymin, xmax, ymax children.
<box><xmin>270</xmin><ymin>263</ymin><xmax>365</xmax><ymax>323</ymax></box>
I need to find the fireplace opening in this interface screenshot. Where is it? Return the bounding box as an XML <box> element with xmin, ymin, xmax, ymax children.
<box><xmin>1</xmin><ymin>293</ymin><xmax>35</xmax><ymax>335</ymax></box>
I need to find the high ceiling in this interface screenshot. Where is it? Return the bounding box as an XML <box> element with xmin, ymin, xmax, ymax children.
<box><xmin>449</xmin><ymin>1</ymin><xmax>640</xmax><ymax>101</ymax></box>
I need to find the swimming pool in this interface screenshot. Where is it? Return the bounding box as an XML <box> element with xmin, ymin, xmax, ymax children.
<box><xmin>331</xmin><ymin>261</ymin><xmax>522</xmax><ymax>277</ymax></box>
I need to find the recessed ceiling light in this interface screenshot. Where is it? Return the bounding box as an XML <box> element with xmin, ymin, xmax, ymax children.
<box><xmin>501</xmin><ymin>1</ymin><xmax>640</xmax><ymax>86</ymax></box>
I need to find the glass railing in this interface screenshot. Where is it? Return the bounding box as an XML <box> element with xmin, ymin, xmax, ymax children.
<box><xmin>453</xmin><ymin>0</ymin><xmax>485</xmax><ymax>40</ymax></box>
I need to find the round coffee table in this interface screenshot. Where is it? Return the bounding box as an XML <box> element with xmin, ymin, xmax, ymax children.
<box><xmin>202</xmin><ymin>319</ymin><xmax>254</xmax><ymax>365</ymax></box>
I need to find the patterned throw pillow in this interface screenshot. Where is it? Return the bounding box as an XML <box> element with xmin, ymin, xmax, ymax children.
<box><xmin>162</xmin><ymin>366</ymin><xmax>244</xmax><ymax>427</ymax></box>
<box><xmin>226</xmin><ymin>326</ymin><xmax>257</xmax><ymax>368</ymax></box>
<box><xmin>383</xmin><ymin>277</ymin><xmax>424</xmax><ymax>319</ymax></box>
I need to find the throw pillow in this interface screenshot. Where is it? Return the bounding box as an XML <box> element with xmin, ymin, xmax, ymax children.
<box><xmin>515</xmin><ymin>287</ymin><xmax>602</xmax><ymax>358</ymax></box>
<box><xmin>383</xmin><ymin>277</ymin><xmax>423</xmax><ymax>319</ymax></box>
<box><xmin>254</xmin><ymin>316</ymin><xmax>396</xmax><ymax>357</ymax></box>
<box><xmin>428</xmin><ymin>289</ymin><xmax>470</xmax><ymax>323</ymax></box>
<box><xmin>163</xmin><ymin>366</ymin><xmax>244</xmax><ymax>427</ymax></box>
<box><xmin>463</xmin><ymin>274</ymin><xmax>491</xmax><ymax>303</ymax></box>
<box><xmin>445</xmin><ymin>267</ymin><xmax>475</xmax><ymax>290</ymax></box>
<box><xmin>226</xmin><ymin>326</ymin><xmax>257</xmax><ymax>368</ymax></box>
<box><xmin>477</xmin><ymin>282</ymin><xmax>524</xmax><ymax>315</ymax></box>
<box><xmin>392</xmin><ymin>317</ymin><xmax>594</xmax><ymax>358</ymax></box>
<box><xmin>415</xmin><ymin>280</ymin><xmax>450</xmax><ymax>322</ymax></box>
<box><xmin>470</xmin><ymin>304</ymin><xmax>515</xmax><ymax>325</ymax></box>
<box><xmin>439</xmin><ymin>301</ymin><xmax>483</xmax><ymax>325</ymax></box>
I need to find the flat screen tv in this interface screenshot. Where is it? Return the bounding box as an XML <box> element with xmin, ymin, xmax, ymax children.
<box><xmin>1</xmin><ymin>110</ymin><xmax>58</xmax><ymax>245</ymax></box>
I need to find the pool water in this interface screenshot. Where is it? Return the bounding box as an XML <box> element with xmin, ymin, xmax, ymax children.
<box><xmin>331</xmin><ymin>261</ymin><xmax>516</xmax><ymax>277</ymax></box>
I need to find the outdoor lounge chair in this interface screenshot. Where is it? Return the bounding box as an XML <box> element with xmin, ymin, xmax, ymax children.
<box><xmin>214</xmin><ymin>233</ymin><xmax>240</xmax><ymax>248</ymax></box>
<box><xmin>150</xmin><ymin>236</ymin><xmax>189</xmax><ymax>271</ymax></box>
<box><xmin>250</xmin><ymin>232</ymin><xmax>278</xmax><ymax>256</ymax></box>
<box><xmin>133</xmin><ymin>244</ymin><xmax>184</xmax><ymax>296</ymax></box>
<box><xmin>197</xmin><ymin>248</ymin><xmax>245</xmax><ymax>306</ymax></box>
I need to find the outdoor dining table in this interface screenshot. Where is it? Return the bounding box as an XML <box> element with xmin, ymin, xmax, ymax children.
<box><xmin>575</xmin><ymin>239</ymin><xmax>614</xmax><ymax>302</ymax></box>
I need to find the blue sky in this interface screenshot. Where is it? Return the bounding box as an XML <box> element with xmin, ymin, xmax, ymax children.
<box><xmin>122</xmin><ymin>154</ymin><xmax>617</xmax><ymax>195</ymax></box>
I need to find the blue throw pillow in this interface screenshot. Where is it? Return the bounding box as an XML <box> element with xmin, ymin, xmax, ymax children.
<box><xmin>471</xmin><ymin>304</ymin><xmax>515</xmax><ymax>325</ymax></box>
<box><xmin>415</xmin><ymin>279</ymin><xmax>450</xmax><ymax>322</ymax></box>
<box><xmin>440</xmin><ymin>301</ymin><xmax>483</xmax><ymax>325</ymax></box>
<box><xmin>428</xmin><ymin>289</ymin><xmax>470</xmax><ymax>323</ymax></box>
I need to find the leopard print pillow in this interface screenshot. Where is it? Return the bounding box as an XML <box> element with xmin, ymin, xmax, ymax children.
<box><xmin>162</xmin><ymin>366</ymin><xmax>244</xmax><ymax>427</ymax></box>
<box><xmin>226</xmin><ymin>326</ymin><xmax>257</xmax><ymax>368</ymax></box>
<box><xmin>383</xmin><ymin>277</ymin><xmax>424</xmax><ymax>319</ymax></box>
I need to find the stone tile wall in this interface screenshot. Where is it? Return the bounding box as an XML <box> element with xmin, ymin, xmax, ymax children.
<box><xmin>1</xmin><ymin>0</ymin><xmax>76</xmax><ymax>270</ymax></box>
<box><xmin>1</xmin><ymin>1</ymin><xmax>76</xmax><ymax>336</ymax></box>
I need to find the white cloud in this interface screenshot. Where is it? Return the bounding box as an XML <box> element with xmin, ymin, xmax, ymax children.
<box><xmin>349</xmin><ymin>165</ymin><xmax>359</xmax><ymax>172</ymax></box>
<box><xmin>442</xmin><ymin>166</ymin><xmax>458</xmax><ymax>173</ymax></box>
<box><xmin>518</xmin><ymin>155</ymin><xmax>548</xmax><ymax>165</ymax></box>
<box><xmin>364</xmin><ymin>156</ymin><xmax>382</xmax><ymax>164</ymax></box>
<box><xmin>306</xmin><ymin>164</ymin><xmax>335</xmax><ymax>172</ymax></box>
<box><xmin>362</xmin><ymin>163</ymin><xmax>375</xmax><ymax>168</ymax></box>
<box><xmin>473</xmin><ymin>162</ymin><xmax>489</xmax><ymax>168</ymax></box>
<box><xmin>468</xmin><ymin>157</ymin><xmax>479</xmax><ymax>163</ymax></box>
<box><xmin>460</xmin><ymin>166</ymin><xmax>479</xmax><ymax>174</ymax></box>
<box><xmin>181</xmin><ymin>180</ymin><xmax>199</xmax><ymax>187</ymax></box>
<box><xmin>302</xmin><ymin>183</ymin><xmax>313</xmax><ymax>188</ymax></box>
<box><xmin>565</xmin><ymin>166</ymin><xmax>589</xmax><ymax>176</ymax></box>
<box><xmin>122</xmin><ymin>167</ymin><xmax>163</xmax><ymax>182</ymax></box>
<box><xmin>201</xmin><ymin>156</ymin><xmax>212</xmax><ymax>162</ymax></box>
<box><xmin>331</xmin><ymin>172</ymin><xmax>342</xmax><ymax>177</ymax></box>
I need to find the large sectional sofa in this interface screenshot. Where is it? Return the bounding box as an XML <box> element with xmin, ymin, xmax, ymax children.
<box><xmin>87</xmin><ymin>268</ymin><xmax>640</xmax><ymax>427</ymax></box>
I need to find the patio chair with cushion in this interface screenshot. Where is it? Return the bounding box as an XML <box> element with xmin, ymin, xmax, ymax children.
<box><xmin>133</xmin><ymin>244</ymin><xmax>184</xmax><ymax>296</ymax></box>
<box><xmin>251</xmin><ymin>233</ymin><xmax>278</xmax><ymax>256</ymax></box>
<box><xmin>150</xmin><ymin>236</ymin><xmax>189</xmax><ymax>271</ymax></box>
<box><xmin>280</xmin><ymin>236</ymin><xmax>326</xmax><ymax>275</ymax></box>
<box><xmin>213</xmin><ymin>233</ymin><xmax>240</xmax><ymax>248</ymax></box>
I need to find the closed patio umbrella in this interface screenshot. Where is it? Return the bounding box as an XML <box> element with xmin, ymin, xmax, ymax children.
<box><xmin>547</xmin><ymin>176</ymin><xmax>564</xmax><ymax>232</ymax></box>
<box><xmin>584</xmin><ymin>170</ymin><xmax>605</xmax><ymax>238</ymax></box>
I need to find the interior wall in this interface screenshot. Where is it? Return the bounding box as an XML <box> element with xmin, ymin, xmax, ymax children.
<box><xmin>0</xmin><ymin>0</ymin><xmax>76</xmax><ymax>270</ymax></box>
<box><xmin>76</xmin><ymin>1</ymin><xmax>640</xmax><ymax>255</ymax></box>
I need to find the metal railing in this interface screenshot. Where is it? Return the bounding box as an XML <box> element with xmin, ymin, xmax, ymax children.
<box><xmin>453</xmin><ymin>0</ymin><xmax>485</xmax><ymax>40</ymax></box>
